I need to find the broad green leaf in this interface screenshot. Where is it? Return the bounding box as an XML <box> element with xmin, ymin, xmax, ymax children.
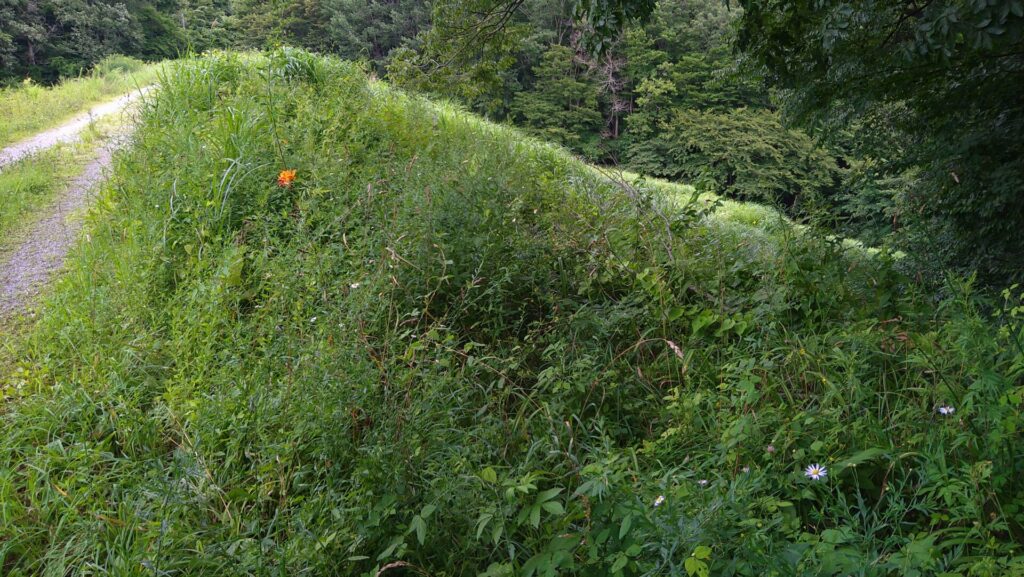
<box><xmin>479</xmin><ymin>467</ymin><xmax>498</xmax><ymax>484</ymax></box>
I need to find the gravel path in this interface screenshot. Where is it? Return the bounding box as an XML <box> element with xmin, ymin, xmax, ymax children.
<box><xmin>0</xmin><ymin>89</ymin><xmax>148</xmax><ymax>317</ymax></box>
<box><xmin>0</xmin><ymin>87</ymin><xmax>150</xmax><ymax>171</ymax></box>
<box><xmin>0</xmin><ymin>144</ymin><xmax>119</xmax><ymax>316</ymax></box>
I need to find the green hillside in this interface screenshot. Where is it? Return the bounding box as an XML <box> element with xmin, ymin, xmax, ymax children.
<box><xmin>1</xmin><ymin>51</ymin><xmax>1022</xmax><ymax>576</ymax></box>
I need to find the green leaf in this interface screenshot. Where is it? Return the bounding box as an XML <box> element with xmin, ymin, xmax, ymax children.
<box><xmin>618</xmin><ymin>514</ymin><xmax>633</xmax><ymax>540</ymax></box>
<box><xmin>610</xmin><ymin>553</ymin><xmax>629</xmax><ymax>573</ymax></box>
<box><xmin>541</xmin><ymin>501</ymin><xmax>564</xmax><ymax>515</ymax></box>
<box><xmin>684</xmin><ymin>557</ymin><xmax>709</xmax><ymax>577</ymax></box>
<box><xmin>479</xmin><ymin>467</ymin><xmax>498</xmax><ymax>484</ymax></box>
<box><xmin>476</xmin><ymin>512</ymin><xmax>494</xmax><ymax>540</ymax></box>
<box><xmin>411</xmin><ymin>515</ymin><xmax>426</xmax><ymax>545</ymax></box>
<box><xmin>835</xmin><ymin>448</ymin><xmax>887</xmax><ymax>470</ymax></box>
<box><xmin>536</xmin><ymin>488</ymin><xmax>563</xmax><ymax>502</ymax></box>
<box><xmin>693</xmin><ymin>545</ymin><xmax>712</xmax><ymax>560</ymax></box>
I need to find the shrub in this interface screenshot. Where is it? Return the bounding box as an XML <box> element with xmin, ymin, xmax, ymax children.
<box><xmin>625</xmin><ymin>107</ymin><xmax>839</xmax><ymax>217</ymax></box>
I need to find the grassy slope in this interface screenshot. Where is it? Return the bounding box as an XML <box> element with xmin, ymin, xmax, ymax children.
<box><xmin>0</xmin><ymin>63</ymin><xmax>158</xmax><ymax>148</ymax></box>
<box><xmin>1</xmin><ymin>51</ymin><xmax>1021</xmax><ymax>576</ymax></box>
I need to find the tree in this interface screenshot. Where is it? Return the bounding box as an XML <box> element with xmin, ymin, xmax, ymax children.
<box><xmin>324</xmin><ymin>0</ymin><xmax>429</xmax><ymax>64</ymax></box>
<box><xmin>627</xmin><ymin>107</ymin><xmax>838</xmax><ymax>211</ymax></box>
<box><xmin>735</xmin><ymin>0</ymin><xmax>1024</xmax><ymax>279</ymax></box>
<box><xmin>510</xmin><ymin>44</ymin><xmax>604</xmax><ymax>156</ymax></box>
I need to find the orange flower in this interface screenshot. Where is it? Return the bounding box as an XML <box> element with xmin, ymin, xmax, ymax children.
<box><xmin>277</xmin><ymin>169</ymin><xmax>297</xmax><ymax>188</ymax></box>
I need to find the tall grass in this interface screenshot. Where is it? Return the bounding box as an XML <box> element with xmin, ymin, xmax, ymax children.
<box><xmin>0</xmin><ymin>50</ymin><xmax>1021</xmax><ymax>576</ymax></box>
<box><xmin>0</xmin><ymin>56</ymin><xmax>158</xmax><ymax>147</ymax></box>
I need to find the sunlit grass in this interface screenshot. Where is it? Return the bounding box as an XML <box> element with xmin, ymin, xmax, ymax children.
<box><xmin>0</xmin><ymin>61</ymin><xmax>159</xmax><ymax>148</ymax></box>
<box><xmin>0</xmin><ymin>147</ymin><xmax>80</xmax><ymax>246</ymax></box>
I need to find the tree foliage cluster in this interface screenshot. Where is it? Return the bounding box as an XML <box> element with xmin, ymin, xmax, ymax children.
<box><xmin>395</xmin><ymin>0</ymin><xmax>1024</xmax><ymax>282</ymax></box>
<box><xmin>735</xmin><ymin>0</ymin><xmax>1024</xmax><ymax>280</ymax></box>
<box><xmin>388</xmin><ymin>0</ymin><xmax>844</xmax><ymax>215</ymax></box>
<box><xmin>0</xmin><ymin>0</ymin><xmax>429</xmax><ymax>83</ymax></box>
<box><xmin>0</xmin><ymin>0</ymin><xmax>186</xmax><ymax>81</ymax></box>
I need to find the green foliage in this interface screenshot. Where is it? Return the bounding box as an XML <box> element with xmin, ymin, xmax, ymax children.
<box><xmin>510</xmin><ymin>45</ymin><xmax>605</xmax><ymax>157</ymax></box>
<box><xmin>573</xmin><ymin>0</ymin><xmax>656</xmax><ymax>55</ymax></box>
<box><xmin>1</xmin><ymin>51</ymin><xmax>1021</xmax><ymax>575</ymax></box>
<box><xmin>226</xmin><ymin>0</ymin><xmax>335</xmax><ymax>53</ymax></box>
<box><xmin>176</xmin><ymin>0</ymin><xmax>233</xmax><ymax>51</ymax></box>
<box><xmin>386</xmin><ymin>0</ymin><xmax>530</xmax><ymax>116</ymax></box>
<box><xmin>0</xmin><ymin>0</ymin><xmax>180</xmax><ymax>83</ymax></box>
<box><xmin>0</xmin><ymin>145</ymin><xmax>79</xmax><ymax>243</ymax></box>
<box><xmin>627</xmin><ymin>107</ymin><xmax>838</xmax><ymax>212</ymax></box>
<box><xmin>324</xmin><ymin>0</ymin><xmax>430</xmax><ymax>63</ymax></box>
<box><xmin>92</xmin><ymin>54</ymin><xmax>147</xmax><ymax>76</ymax></box>
<box><xmin>735</xmin><ymin>0</ymin><xmax>1024</xmax><ymax>281</ymax></box>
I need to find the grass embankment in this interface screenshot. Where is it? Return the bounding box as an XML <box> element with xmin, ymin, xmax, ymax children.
<box><xmin>0</xmin><ymin>56</ymin><xmax>157</xmax><ymax>148</ymax></box>
<box><xmin>1</xmin><ymin>50</ymin><xmax>1022</xmax><ymax>576</ymax></box>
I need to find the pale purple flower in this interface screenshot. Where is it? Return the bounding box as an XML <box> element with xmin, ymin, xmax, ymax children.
<box><xmin>937</xmin><ymin>405</ymin><xmax>955</xmax><ymax>416</ymax></box>
<box><xmin>653</xmin><ymin>495</ymin><xmax>665</xmax><ymax>507</ymax></box>
<box><xmin>804</xmin><ymin>463</ymin><xmax>827</xmax><ymax>481</ymax></box>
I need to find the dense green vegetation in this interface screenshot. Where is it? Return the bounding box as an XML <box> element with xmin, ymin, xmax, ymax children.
<box><xmin>735</xmin><ymin>0</ymin><xmax>1024</xmax><ymax>282</ymax></box>
<box><xmin>0</xmin><ymin>1</ymin><xmax>183</xmax><ymax>82</ymax></box>
<box><xmin>1</xmin><ymin>50</ymin><xmax>1021</xmax><ymax>576</ymax></box>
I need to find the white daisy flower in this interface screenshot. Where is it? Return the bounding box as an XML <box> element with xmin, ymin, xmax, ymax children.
<box><xmin>937</xmin><ymin>405</ymin><xmax>955</xmax><ymax>415</ymax></box>
<box><xmin>653</xmin><ymin>495</ymin><xmax>665</xmax><ymax>507</ymax></box>
<box><xmin>804</xmin><ymin>463</ymin><xmax>827</xmax><ymax>481</ymax></box>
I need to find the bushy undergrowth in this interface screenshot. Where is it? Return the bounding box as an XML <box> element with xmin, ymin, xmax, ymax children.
<box><xmin>1</xmin><ymin>50</ymin><xmax>1022</xmax><ymax>576</ymax></box>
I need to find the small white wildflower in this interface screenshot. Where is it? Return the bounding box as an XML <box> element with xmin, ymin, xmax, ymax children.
<box><xmin>937</xmin><ymin>405</ymin><xmax>955</xmax><ymax>415</ymax></box>
<box><xmin>742</xmin><ymin>466</ymin><xmax>751</xmax><ymax>474</ymax></box>
<box><xmin>697</xmin><ymin>479</ymin><xmax>709</xmax><ymax>487</ymax></box>
<box><xmin>350</xmin><ymin>282</ymin><xmax>361</xmax><ymax>289</ymax></box>
<box><xmin>804</xmin><ymin>464</ymin><xmax>827</xmax><ymax>481</ymax></box>
<box><xmin>653</xmin><ymin>495</ymin><xmax>665</xmax><ymax>507</ymax></box>
<box><xmin>309</xmin><ymin>316</ymin><xmax>317</xmax><ymax>323</ymax></box>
